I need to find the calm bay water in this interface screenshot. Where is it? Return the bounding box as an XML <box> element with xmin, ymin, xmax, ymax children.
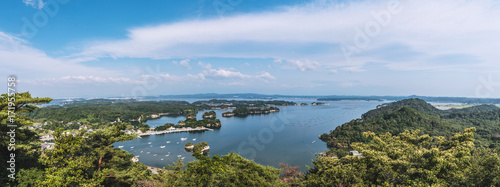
<box><xmin>113</xmin><ymin>99</ymin><xmax>384</xmax><ymax>171</ymax></box>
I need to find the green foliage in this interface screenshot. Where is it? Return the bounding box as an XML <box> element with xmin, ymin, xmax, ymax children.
<box><xmin>307</xmin><ymin>128</ymin><xmax>500</xmax><ymax>186</ymax></box>
<box><xmin>137</xmin><ymin>124</ymin><xmax>151</xmax><ymax>133</ymax></box>
<box><xmin>321</xmin><ymin>99</ymin><xmax>500</xmax><ymax>153</ymax></box>
<box><xmin>154</xmin><ymin>123</ymin><xmax>175</xmax><ymax>131</ymax></box>
<box><xmin>362</xmin><ymin>98</ymin><xmax>440</xmax><ymax>119</ymax></box>
<box><xmin>202</xmin><ymin>111</ymin><xmax>216</xmax><ymax>118</ymax></box>
<box><xmin>233</xmin><ymin>107</ymin><xmax>251</xmax><ymax>116</ymax></box>
<box><xmin>159</xmin><ymin>152</ymin><xmax>286</xmax><ymax>186</ymax></box>
<box><xmin>182</xmin><ymin>118</ymin><xmax>222</xmax><ymax>128</ymax></box>
<box><xmin>0</xmin><ymin>92</ymin><xmax>51</xmax><ymax>185</ymax></box>
<box><xmin>232</xmin><ymin>107</ymin><xmax>280</xmax><ymax>116</ymax></box>
<box><xmin>29</xmin><ymin>99</ymin><xmax>294</xmax><ymax>126</ymax></box>
<box><xmin>193</xmin><ymin>141</ymin><xmax>209</xmax><ymax>154</ymax></box>
<box><xmin>37</xmin><ymin>124</ymin><xmax>151</xmax><ymax>186</ymax></box>
<box><xmin>28</xmin><ymin>100</ymin><xmax>196</xmax><ymax>124</ymax></box>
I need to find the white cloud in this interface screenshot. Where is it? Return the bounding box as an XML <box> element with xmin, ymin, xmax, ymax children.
<box><xmin>204</xmin><ymin>68</ymin><xmax>250</xmax><ymax>79</ymax></box>
<box><xmin>0</xmin><ymin>31</ymin><xmax>117</xmax><ymax>80</ymax></box>
<box><xmin>173</xmin><ymin>59</ymin><xmax>191</xmax><ymax>69</ymax></box>
<box><xmin>198</xmin><ymin>61</ymin><xmax>212</xmax><ymax>69</ymax></box>
<box><xmin>280</xmin><ymin>59</ymin><xmax>321</xmax><ymax>71</ymax></box>
<box><xmin>71</xmin><ymin>0</ymin><xmax>500</xmax><ymax>73</ymax></box>
<box><xmin>179</xmin><ymin>59</ymin><xmax>190</xmax><ymax>68</ymax></box>
<box><xmin>22</xmin><ymin>0</ymin><xmax>45</xmax><ymax>9</ymax></box>
<box><xmin>256</xmin><ymin>72</ymin><xmax>276</xmax><ymax>80</ymax></box>
<box><xmin>202</xmin><ymin>67</ymin><xmax>274</xmax><ymax>81</ymax></box>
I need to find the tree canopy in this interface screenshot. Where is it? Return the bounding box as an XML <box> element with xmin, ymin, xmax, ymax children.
<box><xmin>307</xmin><ymin>128</ymin><xmax>500</xmax><ymax>186</ymax></box>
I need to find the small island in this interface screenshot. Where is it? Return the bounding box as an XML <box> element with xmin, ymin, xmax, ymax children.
<box><xmin>202</xmin><ymin>111</ymin><xmax>216</xmax><ymax>119</ymax></box>
<box><xmin>222</xmin><ymin>112</ymin><xmax>235</xmax><ymax>117</ymax></box>
<box><xmin>225</xmin><ymin>106</ymin><xmax>280</xmax><ymax>117</ymax></box>
<box><xmin>185</xmin><ymin>141</ymin><xmax>210</xmax><ymax>155</ymax></box>
<box><xmin>184</xmin><ymin>142</ymin><xmax>194</xmax><ymax>150</ymax></box>
<box><xmin>311</xmin><ymin>102</ymin><xmax>329</xmax><ymax>106</ymax></box>
<box><xmin>182</xmin><ymin>118</ymin><xmax>221</xmax><ymax>128</ymax></box>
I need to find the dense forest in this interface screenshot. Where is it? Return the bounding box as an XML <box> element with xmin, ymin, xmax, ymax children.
<box><xmin>3</xmin><ymin>93</ymin><xmax>500</xmax><ymax>186</ymax></box>
<box><xmin>320</xmin><ymin>98</ymin><xmax>500</xmax><ymax>156</ymax></box>
<box><xmin>27</xmin><ymin>100</ymin><xmax>197</xmax><ymax>123</ymax></box>
<box><xmin>27</xmin><ymin>99</ymin><xmax>294</xmax><ymax>125</ymax></box>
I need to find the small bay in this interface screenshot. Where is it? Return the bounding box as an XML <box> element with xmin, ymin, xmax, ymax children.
<box><xmin>113</xmin><ymin>99</ymin><xmax>384</xmax><ymax>171</ymax></box>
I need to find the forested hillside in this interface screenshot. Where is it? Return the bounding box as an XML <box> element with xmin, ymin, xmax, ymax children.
<box><xmin>320</xmin><ymin>98</ymin><xmax>500</xmax><ymax>155</ymax></box>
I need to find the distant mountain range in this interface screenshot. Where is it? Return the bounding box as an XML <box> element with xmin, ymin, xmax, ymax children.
<box><xmin>52</xmin><ymin>93</ymin><xmax>500</xmax><ymax>104</ymax></box>
<box><xmin>141</xmin><ymin>93</ymin><xmax>500</xmax><ymax>104</ymax></box>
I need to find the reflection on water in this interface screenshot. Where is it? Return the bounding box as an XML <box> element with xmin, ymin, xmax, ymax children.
<box><xmin>114</xmin><ymin>100</ymin><xmax>383</xmax><ymax>172</ymax></box>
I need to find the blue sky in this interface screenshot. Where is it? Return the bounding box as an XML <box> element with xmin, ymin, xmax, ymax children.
<box><xmin>1</xmin><ymin>0</ymin><xmax>500</xmax><ymax>98</ymax></box>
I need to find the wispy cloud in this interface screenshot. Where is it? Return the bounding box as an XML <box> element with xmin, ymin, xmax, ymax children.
<box><xmin>22</xmin><ymin>0</ymin><xmax>45</xmax><ymax>9</ymax></box>
<box><xmin>0</xmin><ymin>31</ymin><xmax>117</xmax><ymax>80</ymax></box>
<box><xmin>70</xmin><ymin>0</ymin><xmax>500</xmax><ymax>73</ymax></box>
<box><xmin>173</xmin><ymin>59</ymin><xmax>191</xmax><ymax>69</ymax></box>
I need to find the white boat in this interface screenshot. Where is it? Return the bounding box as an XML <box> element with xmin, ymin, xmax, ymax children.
<box><xmin>148</xmin><ymin>142</ymin><xmax>152</xmax><ymax>144</ymax></box>
<box><xmin>160</xmin><ymin>146</ymin><xmax>166</xmax><ymax>148</ymax></box>
<box><xmin>161</xmin><ymin>158</ymin><xmax>164</xmax><ymax>160</ymax></box>
<box><xmin>153</xmin><ymin>154</ymin><xmax>157</xmax><ymax>156</ymax></box>
<box><xmin>130</xmin><ymin>146</ymin><xmax>134</xmax><ymax>149</ymax></box>
<box><xmin>192</xmin><ymin>138</ymin><xmax>196</xmax><ymax>141</ymax></box>
<box><xmin>146</xmin><ymin>152</ymin><xmax>150</xmax><ymax>154</ymax></box>
<box><xmin>312</xmin><ymin>141</ymin><xmax>316</xmax><ymax>144</ymax></box>
<box><xmin>177</xmin><ymin>155</ymin><xmax>181</xmax><ymax>157</ymax></box>
<box><xmin>180</xmin><ymin>138</ymin><xmax>187</xmax><ymax>141</ymax></box>
<box><xmin>166</xmin><ymin>141</ymin><xmax>171</xmax><ymax>143</ymax></box>
<box><xmin>181</xmin><ymin>157</ymin><xmax>185</xmax><ymax>159</ymax></box>
<box><xmin>136</xmin><ymin>155</ymin><xmax>140</xmax><ymax>158</ymax></box>
<box><xmin>140</xmin><ymin>151</ymin><xmax>143</xmax><ymax>153</ymax></box>
<box><xmin>118</xmin><ymin>146</ymin><xmax>124</xmax><ymax>148</ymax></box>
